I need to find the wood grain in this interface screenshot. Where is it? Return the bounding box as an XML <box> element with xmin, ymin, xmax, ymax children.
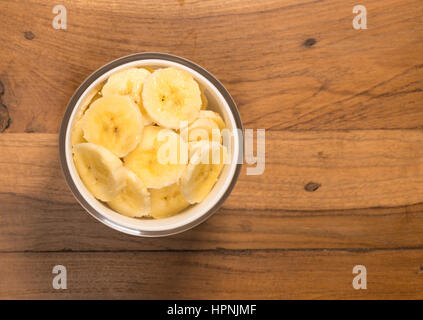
<box><xmin>3</xmin><ymin>193</ymin><xmax>423</xmax><ymax>252</ymax></box>
<box><xmin>0</xmin><ymin>0</ymin><xmax>422</xmax><ymax>132</ymax></box>
<box><xmin>1</xmin><ymin>250</ymin><xmax>423</xmax><ymax>299</ymax></box>
<box><xmin>1</xmin><ymin>132</ymin><xmax>423</xmax><ymax>252</ymax></box>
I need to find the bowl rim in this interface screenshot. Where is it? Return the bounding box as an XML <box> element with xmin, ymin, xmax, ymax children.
<box><xmin>59</xmin><ymin>52</ymin><xmax>243</xmax><ymax>237</ymax></box>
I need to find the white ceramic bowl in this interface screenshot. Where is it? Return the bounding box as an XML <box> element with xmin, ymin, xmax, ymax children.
<box><xmin>59</xmin><ymin>53</ymin><xmax>243</xmax><ymax>237</ymax></box>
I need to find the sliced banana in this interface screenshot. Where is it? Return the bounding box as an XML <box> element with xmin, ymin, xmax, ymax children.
<box><xmin>71</xmin><ymin>66</ymin><xmax>230</xmax><ymax>220</ymax></box>
<box><xmin>149</xmin><ymin>184</ymin><xmax>190</xmax><ymax>219</ymax></box>
<box><xmin>102</xmin><ymin>68</ymin><xmax>150</xmax><ymax>104</ymax></box>
<box><xmin>82</xmin><ymin>95</ymin><xmax>143</xmax><ymax>158</ymax></box>
<box><xmin>198</xmin><ymin>110</ymin><xmax>226</xmax><ymax>130</ymax></box>
<box><xmin>124</xmin><ymin>126</ymin><xmax>187</xmax><ymax>189</ymax></box>
<box><xmin>71</xmin><ymin>118</ymin><xmax>86</xmax><ymax>147</ymax></box>
<box><xmin>108</xmin><ymin>169</ymin><xmax>151</xmax><ymax>218</ymax></box>
<box><xmin>102</xmin><ymin>67</ymin><xmax>153</xmax><ymax>125</ymax></box>
<box><xmin>142</xmin><ymin>67</ymin><xmax>201</xmax><ymax>129</ymax></box>
<box><xmin>180</xmin><ymin>141</ymin><xmax>227</xmax><ymax>204</ymax></box>
<box><xmin>194</xmin><ymin>80</ymin><xmax>208</xmax><ymax>110</ymax></box>
<box><xmin>73</xmin><ymin>143</ymin><xmax>126</xmax><ymax>201</ymax></box>
<box><xmin>180</xmin><ymin>117</ymin><xmax>222</xmax><ymax>144</ymax></box>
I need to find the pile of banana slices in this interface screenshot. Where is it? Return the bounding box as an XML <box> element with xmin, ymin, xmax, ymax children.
<box><xmin>71</xmin><ymin>66</ymin><xmax>228</xmax><ymax>219</ymax></box>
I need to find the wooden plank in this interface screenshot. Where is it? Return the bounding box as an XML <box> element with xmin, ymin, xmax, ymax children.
<box><xmin>1</xmin><ymin>131</ymin><xmax>423</xmax><ymax>251</ymax></box>
<box><xmin>2</xmin><ymin>194</ymin><xmax>423</xmax><ymax>251</ymax></box>
<box><xmin>1</xmin><ymin>249</ymin><xmax>422</xmax><ymax>299</ymax></box>
<box><xmin>0</xmin><ymin>0</ymin><xmax>422</xmax><ymax>132</ymax></box>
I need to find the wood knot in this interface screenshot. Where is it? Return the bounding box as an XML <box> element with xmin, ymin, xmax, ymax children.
<box><xmin>305</xmin><ymin>182</ymin><xmax>321</xmax><ymax>192</ymax></box>
<box><xmin>24</xmin><ymin>31</ymin><xmax>35</xmax><ymax>40</ymax></box>
<box><xmin>317</xmin><ymin>151</ymin><xmax>328</xmax><ymax>159</ymax></box>
<box><xmin>303</xmin><ymin>38</ymin><xmax>317</xmax><ymax>47</ymax></box>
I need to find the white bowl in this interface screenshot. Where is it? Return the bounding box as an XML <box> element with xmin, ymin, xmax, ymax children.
<box><xmin>59</xmin><ymin>53</ymin><xmax>243</xmax><ymax>237</ymax></box>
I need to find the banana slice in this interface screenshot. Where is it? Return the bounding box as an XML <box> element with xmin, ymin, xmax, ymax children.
<box><xmin>149</xmin><ymin>184</ymin><xmax>190</xmax><ymax>219</ymax></box>
<box><xmin>102</xmin><ymin>68</ymin><xmax>150</xmax><ymax>104</ymax></box>
<box><xmin>200</xmin><ymin>88</ymin><xmax>208</xmax><ymax>110</ymax></box>
<box><xmin>180</xmin><ymin>141</ymin><xmax>227</xmax><ymax>204</ymax></box>
<box><xmin>198</xmin><ymin>110</ymin><xmax>226</xmax><ymax>130</ymax></box>
<box><xmin>82</xmin><ymin>95</ymin><xmax>143</xmax><ymax>158</ymax></box>
<box><xmin>71</xmin><ymin>118</ymin><xmax>86</xmax><ymax>147</ymax></box>
<box><xmin>142</xmin><ymin>67</ymin><xmax>201</xmax><ymax>129</ymax></box>
<box><xmin>73</xmin><ymin>143</ymin><xmax>126</xmax><ymax>201</ymax></box>
<box><xmin>180</xmin><ymin>117</ymin><xmax>222</xmax><ymax>144</ymax></box>
<box><xmin>124</xmin><ymin>126</ymin><xmax>187</xmax><ymax>189</ymax></box>
<box><xmin>108</xmin><ymin>169</ymin><xmax>151</xmax><ymax>218</ymax></box>
<box><xmin>102</xmin><ymin>67</ymin><xmax>153</xmax><ymax>125</ymax></box>
<box><xmin>194</xmin><ymin>80</ymin><xmax>208</xmax><ymax>110</ymax></box>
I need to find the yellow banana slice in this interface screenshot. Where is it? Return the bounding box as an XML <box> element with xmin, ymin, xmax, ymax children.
<box><xmin>143</xmin><ymin>66</ymin><xmax>156</xmax><ymax>73</ymax></box>
<box><xmin>71</xmin><ymin>118</ymin><xmax>86</xmax><ymax>147</ymax></box>
<box><xmin>73</xmin><ymin>143</ymin><xmax>126</xmax><ymax>201</ymax></box>
<box><xmin>194</xmin><ymin>80</ymin><xmax>208</xmax><ymax>110</ymax></box>
<box><xmin>180</xmin><ymin>141</ymin><xmax>227</xmax><ymax>204</ymax></box>
<box><xmin>142</xmin><ymin>67</ymin><xmax>201</xmax><ymax>129</ymax></box>
<box><xmin>124</xmin><ymin>126</ymin><xmax>188</xmax><ymax>189</ymax></box>
<box><xmin>108</xmin><ymin>169</ymin><xmax>151</xmax><ymax>218</ymax></box>
<box><xmin>200</xmin><ymin>88</ymin><xmax>208</xmax><ymax>110</ymax></box>
<box><xmin>82</xmin><ymin>95</ymin><xmax>143</xmax><ymax>158</ymax></box>
<box><xmin>149</xmin><ymin>184</ymin><xmax>190</xmax><ymax>219</ymax></box>
<box><xmin>198</xmin><ymin>110</ymin><xmax>226</xmax><ymax>130</ymax></box>
<box><xmin>101</xmin><ymin>67</ymin><xmax>153</xmax><ymax>125</ymax></box>
<box><xmin>180</xmin><ymin>117</ymin><xmax>222</xmax><ymax>144</ymax></box>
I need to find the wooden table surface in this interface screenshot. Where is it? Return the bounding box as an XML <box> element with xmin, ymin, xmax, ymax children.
<box><xmin>1</xmin><ymin>0</ymin><xmax>423</xmax><ymax>299</ymax></box>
